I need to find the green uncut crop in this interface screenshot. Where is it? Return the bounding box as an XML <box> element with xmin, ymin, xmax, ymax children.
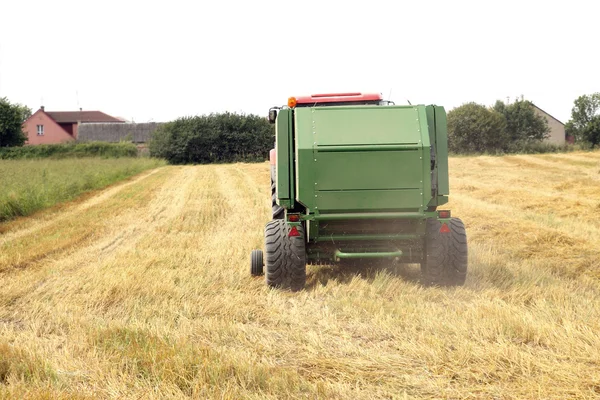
<box><xmin>0</xmin><ymin>158</ymin><xmax>164</xmax><ymax>222</ymax></box>
<box><xmin>0</xmin><ymin>142</ymin><xmax>139</xmax><ymax>159</ymax></box>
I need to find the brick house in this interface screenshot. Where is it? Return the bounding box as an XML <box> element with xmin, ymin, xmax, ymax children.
<box><xmin>23</xmin><ymin>107</ymin><xmax>124</xmax><ymax>145</ymax></box>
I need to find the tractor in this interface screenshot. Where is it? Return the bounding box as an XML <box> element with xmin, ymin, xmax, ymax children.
<box><xmin>250</xmin><ymin>92</ymin><xmax>467</xmax><ymax>291</ymax></box>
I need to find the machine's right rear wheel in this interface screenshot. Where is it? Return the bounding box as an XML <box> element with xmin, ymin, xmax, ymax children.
<box><xmin>264</xmin><ymin>220</ymin><xmax>306</xmax><ymax>291</ymax></box>
<box><xmin>422</xmin><ymin>217</ymin><xmax>468</xmax><ymax>286</ymax></box>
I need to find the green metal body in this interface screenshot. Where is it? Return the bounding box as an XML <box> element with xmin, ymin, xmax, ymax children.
<box><xmin>275</xmin><ymin>104</ymin><xmax>451</xmax><ymax>262</ymax></box>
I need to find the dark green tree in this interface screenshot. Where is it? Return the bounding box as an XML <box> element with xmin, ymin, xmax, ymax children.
<box><xmin>447</xmin><ymin>102</ymin><xmax>508</xmax><ymax>153</ymax></box>
<box><xmin>565</xmin><ymin>93</ymin><xmax>600</xmax><ymax>145</ymax></box>
<box><xmin>0</xmin><ymin>97</ymin><xmax>31</xmax><ymax>147</ymax></box>
<box><xmin>581</xmin><ymin>115</ymin><xmax>600</xmax><ymax>147</ymax></box>
<box><xmin>150</xmin><ymin>112</ymin><xmax>274</xmax><ymax>164</ymax></box>
<box><xmin>493</xmin><ymin>99</ymin><xmax>549</xmax><ymax>143</ymax></box>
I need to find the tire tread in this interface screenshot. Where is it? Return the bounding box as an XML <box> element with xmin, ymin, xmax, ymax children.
<box><xmin>422</xmin><ymin>217</ymin><xmax>468</xmax><ymax>287</ymax></box>
<box><xmin>264</xmin><ymin>220</ymin><xmax>306</xmax><ymax>291</ymax></box>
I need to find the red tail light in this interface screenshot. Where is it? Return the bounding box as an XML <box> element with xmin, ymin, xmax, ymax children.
<box><xmin>287</xmin><ymin>214</ymin><xmax>300</xmax><ymax>222</ymax></box>
<box><xmin>288</xmin><ymin>226</ymin><xmax>300</xmax><ymax>237</ymax></box>
<box><xmin>439</xmin><ymin>223</ymin><xmax>451</xmax><ymax>233</ymax></box>
<box><xmin>438</xmin><ymin>210</ymin><xmax>451</xmax><ymax>219</ymax></box>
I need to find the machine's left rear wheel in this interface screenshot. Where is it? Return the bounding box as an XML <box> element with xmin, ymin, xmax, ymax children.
<box><xmin>264</xmin><ymin>220</ymin><xmax>306</xmax><ymax>291</ymax></box>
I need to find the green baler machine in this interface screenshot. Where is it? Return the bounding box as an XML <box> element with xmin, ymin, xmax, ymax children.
<box><xmin>250</xmin><ymin>93</ymin><xmax>467</xmax><ymax>291</ymax></box>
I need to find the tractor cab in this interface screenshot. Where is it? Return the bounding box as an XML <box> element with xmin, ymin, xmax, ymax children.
<box><xmin>268</xmin><ymin>92</ymin><xmax>387</xmax><ymax>123</ymax></box>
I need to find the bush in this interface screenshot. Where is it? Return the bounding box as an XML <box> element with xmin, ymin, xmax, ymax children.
<box><xmin>149</xmin><ymin>112</ymin><xmax>273</xmax><ymax>164</ymax></box>
<box><xmin>503</xmin><ymin>141</ymin><xmax>577</xmax><ymax>154</ymax></box>
<box><xmin>448</xmin><ymin>101</ymin><xmax>564</xmax><ymax>155</ymax></box>
<box><xmin>447</xmin><ymin>103</ymin><xmax>508</xmax><ymax>154</ymax></box>
<box><xmin>0</xmin><ymin>97</ymin><xmax>30</xmax><ymax>147</ymax></box>
<box><xmin>0</xmin><ymin>142</ymin><xmax>138</xmax><ymax>159</ymax></box>
<box><xmin>493</xmin><ymin>99</ymin><xmax>550</xmax><ymax>143</ymax></box>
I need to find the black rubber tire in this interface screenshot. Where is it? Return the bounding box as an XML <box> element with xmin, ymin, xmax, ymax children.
<box><xmin>264</xmin><ymin>220</ymin><xmax>306</xmax><ymax>291</ymax></box>
<box><xmin>422</xmin><ymin>217</ymin><xmax>468</xmax><ymax>287</ymax></box>
<box><xmin>271</xmin><ymin>166</ymin><xmax>284</xmax><ymax>220</ymax></box>
<box><xmin>250</xmin><ymin>249</ymin><xmax>264</xmax><ymax>276</ymax></box>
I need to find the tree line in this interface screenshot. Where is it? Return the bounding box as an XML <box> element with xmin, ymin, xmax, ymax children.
<box><xmin>447</xmin><ymin>93</ymin><xmax>600</xmax><ymax>154</ymax></box>
<box><xmin>447</xmin><ymin>98</ymin><xmax>549</xmax><ymax>154</ymax></box>
<box><xmin>2</xmin><ymin>94</ymin><xmax>599</xmax><ymax>161</ymax></box>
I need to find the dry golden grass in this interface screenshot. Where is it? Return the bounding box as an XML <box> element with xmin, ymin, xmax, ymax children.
<box><xmin>1</xmin><ymin>152</ymin><xmax>600</xmax><ymax>399</ymax></box>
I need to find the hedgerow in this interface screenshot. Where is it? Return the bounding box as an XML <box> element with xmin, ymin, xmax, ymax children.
<box><xmin>149</xmin><ymin>112</ymin><xmax>273</xmax><ymax>164</ymax></box>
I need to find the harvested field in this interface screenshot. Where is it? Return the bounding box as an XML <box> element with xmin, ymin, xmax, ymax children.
<box><xmin>1</xmin><ymin>152</ymin><xmax>600</xmax><ymax>399</ymax></box>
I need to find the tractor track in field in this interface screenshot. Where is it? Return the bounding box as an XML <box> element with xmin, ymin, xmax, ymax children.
<box><xmin>0</xmin><ymin>167</ymin><xmax>199</xmax><ymax>274</ymax></box>
<box><xmin>0</xmin><ymin>168</ymin><xmax>162</xmax><ymax>247</ymax></box>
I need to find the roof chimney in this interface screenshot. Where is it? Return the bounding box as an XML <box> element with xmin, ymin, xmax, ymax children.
<box><xmin>41</xmin><ymin>106</ymin><xmax>45</xmax><ymax>111</ymax></box>
<box><xmin>79</xmin><ymin>107</ymin><xmax>82</xmax><ymax>111</ymax></box>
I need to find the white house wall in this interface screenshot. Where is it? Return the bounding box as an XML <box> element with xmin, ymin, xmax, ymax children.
<box><xmin>533</xmin><ymin>107</ymin><xmax>565</xmax><ymax>145</ymax></box>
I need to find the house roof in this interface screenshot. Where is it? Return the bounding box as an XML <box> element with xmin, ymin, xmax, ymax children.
<box><xmin>531</xmin><ymin>104</ymin><xmax>565</xmax><ymax>126</ymax></box>
<box><xmin>45</xmin><ymin>110</ymin><xmax>124</xmax><ymax>123</ymax></box>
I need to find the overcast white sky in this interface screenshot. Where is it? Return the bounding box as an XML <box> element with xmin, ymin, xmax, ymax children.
<box><xmin>0</xmin><ymin>0</ymin><xmax>598</xmax><ymax>123</ymax></box>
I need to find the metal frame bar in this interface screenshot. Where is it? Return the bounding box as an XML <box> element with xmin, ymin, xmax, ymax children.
<box><xmin>312</xmin><ymin>212</ymin><xmax>434</xmax><ymax>221</ymax></box>
<box><xmin>334</xmin><ymin>249</ymin><xmax>403</xmax><ymax>260</ymax></box>
<box><xmin>313</xmin><ymin>233</ymin><xmax>420</xmax><ymax>242</ymax></box>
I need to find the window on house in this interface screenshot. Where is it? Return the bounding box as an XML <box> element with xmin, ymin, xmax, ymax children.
<box><xmin>37</xmin><ymin>125</ymin><xmax>44</xmax><ymax>136</ymax></box>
